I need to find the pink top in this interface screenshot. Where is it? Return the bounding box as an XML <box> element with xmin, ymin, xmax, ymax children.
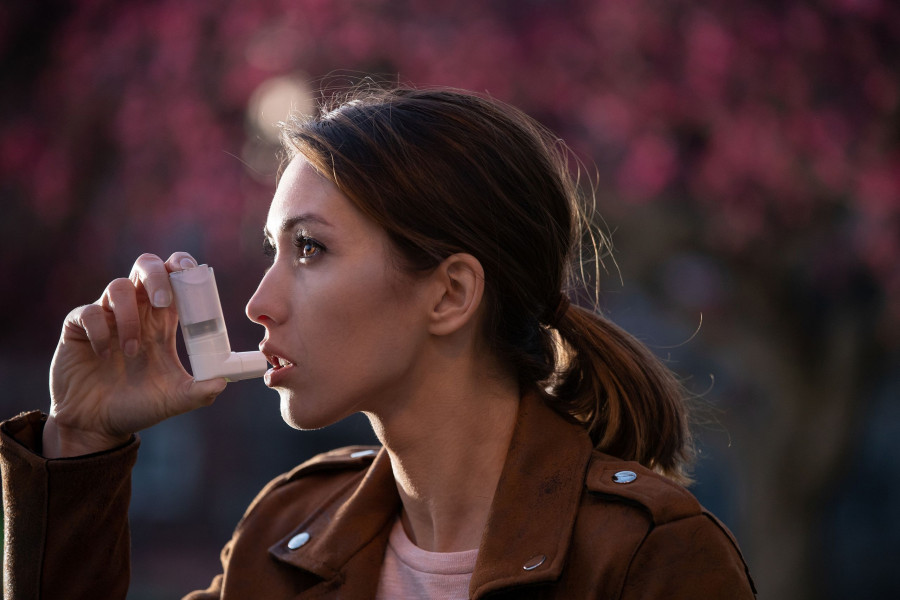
<box><xmin>375</xmin><ymin>517</ymin><xmax>479</xmax><ymax>599</ymax></box>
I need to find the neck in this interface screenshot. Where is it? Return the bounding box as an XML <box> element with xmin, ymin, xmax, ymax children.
<box><xmin>365</xmin><ymin>361</ymin><xmax>520</xmax><ymax>553</ymax></box>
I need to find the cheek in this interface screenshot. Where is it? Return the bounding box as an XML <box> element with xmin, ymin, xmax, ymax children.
<box><xmin>324</xmin><ymin>282</ymin><xmax>421</xmax><ymax>363</ymax></box>
<box><xmin>292</xmin><ymin>265</ymin><xmax>425</xmax><ymax>383</ymax></box>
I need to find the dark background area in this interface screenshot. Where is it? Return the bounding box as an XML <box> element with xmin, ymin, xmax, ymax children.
<box><xmin>1</xmin><ymin>1</ymin><xmax>899</xmax><ymax>598</ymax></box>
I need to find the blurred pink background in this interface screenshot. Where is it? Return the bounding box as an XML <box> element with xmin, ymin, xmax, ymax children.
<box><xmin>1</xmin><ymin>1</ymin><xmax>898</xmax><ymax>598</ymax></box>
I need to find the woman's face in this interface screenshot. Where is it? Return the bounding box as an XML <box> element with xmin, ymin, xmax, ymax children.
<box><xmin>246</xmin><ymin>157</ymin><xmax>433</xmax><ymax>429</ymax></box>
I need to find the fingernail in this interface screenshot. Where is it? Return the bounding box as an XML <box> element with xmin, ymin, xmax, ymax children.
<box><xmin>180</xmin><ymin>257</ymin><xmax>197</xmax><ymax>270</ymax></box>
<box><xmin>152</xmin><ymin>289</ymin><xmax>172</xmax><ymax>308</ymax></box>
<box><xmin>124</xmin><ymin>340</ymin><xmax>139</xmax><ymax>357</ymax></box>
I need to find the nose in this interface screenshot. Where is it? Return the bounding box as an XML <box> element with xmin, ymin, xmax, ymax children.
<box><xmin>246</xmin><ymin>267</ymin><xmax>281</xmax><ymax>326</ymax></box>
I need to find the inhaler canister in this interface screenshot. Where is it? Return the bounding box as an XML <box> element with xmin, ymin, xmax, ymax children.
<box><xmin>169</xmin><ymin>265</ymin><xmax>267</xmax><ymax>382</ymax></box>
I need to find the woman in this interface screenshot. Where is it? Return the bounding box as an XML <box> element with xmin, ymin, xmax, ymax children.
<box><xmin>1</xmin><ymin>87</ymin><xmax>755</xmax><ymax>598</ymax></box>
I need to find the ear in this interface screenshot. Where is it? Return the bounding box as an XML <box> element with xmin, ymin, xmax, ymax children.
<box><xmin>427</xmin><ymin>253</ymin><xmax>485</xmax><ymax>337</ymax></box>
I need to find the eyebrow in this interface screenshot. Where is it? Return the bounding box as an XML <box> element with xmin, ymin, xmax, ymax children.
<box><xmin>264</xmin><ymin>213</ymin><xmax>333</xmax><ymax>240</ymax></box>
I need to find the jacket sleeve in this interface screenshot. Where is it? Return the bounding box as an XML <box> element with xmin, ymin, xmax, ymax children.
<box><xmin>619</xmin><ymin>512</ymin><xmax>756</xmax><ymax>599</ymax></box>
<box><xmin>1</xmin><ymin>410</ymin><xmax>139</xmax><ymax>600</ymax></box>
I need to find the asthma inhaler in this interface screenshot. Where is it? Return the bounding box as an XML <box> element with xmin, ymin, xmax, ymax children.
<box><xmin>169</xmin><ymin>264</ymin><xmax>267</xmax><ymax>382</ymax></box>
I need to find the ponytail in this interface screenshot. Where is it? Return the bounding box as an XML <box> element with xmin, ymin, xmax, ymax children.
<box><xmin>550</xmin><ymin>304</ymin><xmax>693</xmax><ymax>484</ymax></box>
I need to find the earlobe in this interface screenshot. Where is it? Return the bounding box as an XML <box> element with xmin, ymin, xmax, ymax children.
<box><xmin>428</xmin><ymin>253</ymin><xmax>485</xmax><ymax>336</ymax></box>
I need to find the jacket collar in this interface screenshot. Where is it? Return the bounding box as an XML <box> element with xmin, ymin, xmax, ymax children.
<box><xmin>268</xmin><ymin>449</ymin><xmax>400</xmax><ymax>581</ymax></box>
<box><xmin>469</xmin><ymin>393</ymin><xmax>593</xmax><ymax>597</ymax></box>
<box><xmin>269</xmin><ymin>393</ymin><xmax>594</xmax><ymax>598</ymax></box>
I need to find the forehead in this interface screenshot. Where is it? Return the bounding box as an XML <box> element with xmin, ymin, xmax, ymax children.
<box><xmin>264</xmin><ymin>157</ymin><xmax>396</xmax><ymax>263</ymax></box>
<box><xmin>266</xmin><ymin>158</ymin><xmax>339</xmax><ymax>230</ymax></box>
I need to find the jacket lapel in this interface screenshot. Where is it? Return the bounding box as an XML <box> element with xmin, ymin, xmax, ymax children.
<box><xmin>469</xmin><ymin>394</ymin><xmax>593</xmax><ymax>599</ymax></box>
<box><xmin>268</xmin><ymin>450</ymin><xmax>401</xmax><ymax>595</ymax></box>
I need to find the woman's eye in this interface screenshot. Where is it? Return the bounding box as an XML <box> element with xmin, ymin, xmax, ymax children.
<box><xmin>295</xmin><ymin>235</ymin><xmax>325</xmax><ymax>260</ymax></box>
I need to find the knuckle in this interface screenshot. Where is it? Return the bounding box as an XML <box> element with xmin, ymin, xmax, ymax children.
<box><xmin>70</xmin><ymin>303</ymin><xmax>103</xmax><ymax>325</ymax></box>
<box><xmin>131</xmin><ymin>254</ymin><xmax>165</xmax><ymax>281</ymax></box>
<box><xmin>146</xmin><ymin>270</ymin><xmax>170</xmax><ymax>285</ymax></box>
<box><xmin>136</xmin><ymin>252</ymin><xmax>162</xmax><ymax>264</ymax></box>
<box><xmin>117</xmin><ymin>313</ymin><xmax>141</xmax><ymax>326</ymax></box>
<box><xmin>67</xmin><ymin>304</ymin><xmax>88</xmax><ymax>320</ymax></box>
<box><xmin>80</xmin><ymin>304</ymin><xmax>104</xmax><ymax>320</ymax></box>
<box><xmin>106</xmin><ymin>277</ymin><xmax>134</xmax><ymax>295</ymax></box>
<box><xmin>66</xmin><ymin>304</ymin><xmax>109</xmax><ymax>339</ymax></box>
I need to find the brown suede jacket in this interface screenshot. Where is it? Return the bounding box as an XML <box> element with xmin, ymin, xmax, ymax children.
<box><xmin>1</xmin><ymin>394</ymin><xmax>755</xmax><ymax>599</ymax></box>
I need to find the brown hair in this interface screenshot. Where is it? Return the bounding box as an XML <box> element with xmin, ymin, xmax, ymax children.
<box><xmin>282</xmin><ymin>86</ymin><xmax>692</xmax><ymax>482</ymax></box>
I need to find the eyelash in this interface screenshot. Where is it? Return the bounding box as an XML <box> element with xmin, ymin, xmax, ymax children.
<box><xmin>294</xmin><ymin>233</ymin><xmax>325</xmax><ymax>260</ymax></box>
<box><xmin>262</xmin><ymin>235</ymin><xmax>326</xmax><ymax>262</ymax></box>
<box><xmin>263</xmin><ymin>238</ymin><xmax>276</xmax><ymax>259</ymax></box>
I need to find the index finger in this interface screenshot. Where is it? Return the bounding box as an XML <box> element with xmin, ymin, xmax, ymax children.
<box><xmin>165</xmin><ymin>252</ymin><xmax>199</xmax><ymax>274</ymax></box>
<box><xmin>129</xmin><ymin>253</ymin><xmax>173</xmax><ymax>308</ymax></box>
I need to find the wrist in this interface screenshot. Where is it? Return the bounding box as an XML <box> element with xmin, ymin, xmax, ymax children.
<box><xmin>42</xmin><ymin>416</ymin><xmax>131</xmax><ymax>459</ymax></box>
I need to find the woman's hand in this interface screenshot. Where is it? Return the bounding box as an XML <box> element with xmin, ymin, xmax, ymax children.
<box><xmin>43</xmin><ymin>252</ymin><xmax>228</xmax><ymax>458</ymax></box>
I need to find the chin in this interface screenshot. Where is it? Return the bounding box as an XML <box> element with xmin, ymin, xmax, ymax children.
<box><xmin>279</xmin><ymin>393</ymin><xmax>338</xmax><ymax>431</ymax></box>
<box><xmin>279</xmin><ymin>395</ymin><xmax>310</xmax><ymax>430</ymax></box>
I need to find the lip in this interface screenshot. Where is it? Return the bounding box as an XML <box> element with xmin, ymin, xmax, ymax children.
<box><xmin>259</xmin><ymin>342</ymin><xmax>297</xmax><ymax>388</ymax></box>
<box><xmin>263</xmin><ymin>363</ymin><xmax>295</xmax><ymax>387</ymax></box>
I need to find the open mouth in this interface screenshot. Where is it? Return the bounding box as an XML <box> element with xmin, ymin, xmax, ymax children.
<box><xmin>265</xmin><ymin>354</ymin><xmax>295</xmax><ymax>370</ymax></box>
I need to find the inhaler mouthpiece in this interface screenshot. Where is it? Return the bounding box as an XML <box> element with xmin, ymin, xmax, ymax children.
<box><xmin>169</xmin><ymin>265</ymin><xmax>267</xmax><ymax>382</ymax></box>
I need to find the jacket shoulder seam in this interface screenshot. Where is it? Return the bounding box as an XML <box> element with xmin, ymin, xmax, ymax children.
<box><xmin>585</xmin><ymin>452</ymin><xmax>702</xmax><ymax>525</ymax></box>
<box><xmin>283</xmin><ymin>445</ymin><xmax>381</xmax><ymax>481</ymax></box>
<box><xmin>236</xmin><ymin>445</ymin><xmax>380</xmax><ymax>525</ymax></box>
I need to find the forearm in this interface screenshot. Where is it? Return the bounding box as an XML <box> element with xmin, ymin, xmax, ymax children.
<box><xmin>1</xmin><ymin>411</ymin><xmax>139</xmax><ymax>600</ymax></box>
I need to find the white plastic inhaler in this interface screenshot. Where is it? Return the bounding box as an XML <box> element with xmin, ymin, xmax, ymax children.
<box><xmin>169</xmin><ymin>264</ymin><xmax>267</xmax><ymax>382</ymax></box>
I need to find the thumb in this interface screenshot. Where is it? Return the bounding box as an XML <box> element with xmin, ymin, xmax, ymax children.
<box><xmin>183</xmin><ymin>377</ymin><xmax>228</xmax><ymax>408</ymax></box>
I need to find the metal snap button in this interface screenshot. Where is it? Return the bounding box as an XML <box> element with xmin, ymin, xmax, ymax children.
<box><xmin>287</xmin><ymin>532</ymin><xmax>310</xmax><ymax>550</ymax></box>
<box><xmin>523</xmin><ymin>554</ymin><xmax>547</xmax><ymax>571</ymax></box>
<box><xmin>350</xmin><ymin>449</ymin><xmax>377</xmax><ymax>458</ymax></box>
<box><xmin>612</xmin><ymin>470</ymin><xmax>637</xmax><ymax>484</ymax></box>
